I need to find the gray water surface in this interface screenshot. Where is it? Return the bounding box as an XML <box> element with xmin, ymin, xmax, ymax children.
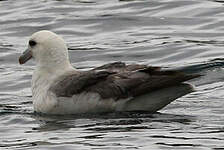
<box><xmin>1</xmin><ymin>0</ymin><xmax>224</xmax><ymax>149</ymax></box>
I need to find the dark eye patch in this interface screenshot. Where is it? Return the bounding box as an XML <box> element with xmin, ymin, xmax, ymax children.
<box><xmin>29</xmin><ymin>40</ymin><xmax>37</xmax><ymax>47</ymax></box>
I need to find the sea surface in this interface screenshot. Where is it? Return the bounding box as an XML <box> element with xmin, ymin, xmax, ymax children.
<box><xmin>1</xmin><ymin>0</ymin><xmax>224</xmax><ymax>149</ymax></box>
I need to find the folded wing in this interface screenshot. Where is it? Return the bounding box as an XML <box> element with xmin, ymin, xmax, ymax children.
<box><xmin>50</xmin><ymin>62</ymin><xmax>200</xmax><ymax>100</ymax></box>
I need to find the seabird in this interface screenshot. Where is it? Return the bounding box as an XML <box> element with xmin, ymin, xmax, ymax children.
<box><xmin>19</xmin><ymin>30</ymin><xmax>199</xmax><ymax>114</ymax></box>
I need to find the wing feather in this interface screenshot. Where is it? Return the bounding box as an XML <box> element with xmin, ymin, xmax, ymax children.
<box><xmin>50</xmin><ymin>62</ymin><xmax>200</xmax><ymax>100</ymax></box>
<box><xmin>50</xmin><ymin>70</ymin><xmax>114</xmax><ymax>97</ymax></box>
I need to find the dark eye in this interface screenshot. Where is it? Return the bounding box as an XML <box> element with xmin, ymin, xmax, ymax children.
<box><xmin>29</xmin><ymin>40</ymin><xmax>36</xmax><ymax>47</ymax></box>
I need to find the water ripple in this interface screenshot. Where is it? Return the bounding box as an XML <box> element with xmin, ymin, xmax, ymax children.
<box><xmin>1</xmin><ymin>0</ymin><xmax>224</xmax><ymax>149</ymax></box>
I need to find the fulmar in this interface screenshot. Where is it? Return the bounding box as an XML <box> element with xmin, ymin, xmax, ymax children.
<box><xmin>19</xmin><ymin>30</ymin><xmax>199</xmax><ymax>114</ymax></box>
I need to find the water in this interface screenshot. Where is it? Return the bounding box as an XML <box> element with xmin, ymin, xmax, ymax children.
<box><xmin>0</xmin><ymin>0</ymin><xmax>224</xmax><ymax>149</ymax></box>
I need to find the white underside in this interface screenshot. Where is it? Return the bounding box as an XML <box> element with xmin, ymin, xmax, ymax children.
<box><xmin>33</xmin><ymin>83</ymin><xmax>194</xmax><ymax>115</ymax></box>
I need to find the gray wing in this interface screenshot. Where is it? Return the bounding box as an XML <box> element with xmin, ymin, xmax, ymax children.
<box><xmin>50</xmin><ymin>62</ymin><xmax>200</xmax><ymax>100</ymax></box>
<box><xmin>87</xmin><ymin>69</ymin><xmax>200</xmax><ymax>100</ymax></box>
<box><xmin>92</xmin><ymin>61</ymin><xmax>161</xmax><ymax>72</ymax></box>
<box><xmin>50</xmin><ymin>70</ymin><xmax>115</xmax><ymax>97</ymax></box>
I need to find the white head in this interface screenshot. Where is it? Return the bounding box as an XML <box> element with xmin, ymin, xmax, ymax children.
<box><xmin>19</xmin><ymin>30</ymin><xmax>72</xmax><ymax>70</ymax></box>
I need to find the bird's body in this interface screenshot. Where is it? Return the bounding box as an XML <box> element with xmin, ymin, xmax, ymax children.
<box><xmin>19</xmin><ymin>30</ymin><xmax>199</xmax><ymax>115</ymax></box>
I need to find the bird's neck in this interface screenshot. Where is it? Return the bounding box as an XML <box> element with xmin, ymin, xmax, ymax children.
<box><xmin>34</xmin><ymin>61</ymin><xmax>75</xmax><ymax>84</ymax></box>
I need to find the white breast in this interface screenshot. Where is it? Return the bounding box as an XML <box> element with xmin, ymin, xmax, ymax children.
<box><xmin>31</xmin><ymin>69</ymin><xmax>58</xmax><ymax>113</ymax></box>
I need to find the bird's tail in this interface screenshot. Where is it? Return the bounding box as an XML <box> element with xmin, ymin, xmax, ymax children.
<box><xmin>120</xmin><ymin>83</ymin><xmax>194</xmax><ymax>112</ymax></box>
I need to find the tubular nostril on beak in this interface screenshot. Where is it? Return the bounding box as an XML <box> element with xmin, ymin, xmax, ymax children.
<box><xmin>19</xmin><ymin>49</ymin><xmax>32</xmax><ymax>64</ymax></box>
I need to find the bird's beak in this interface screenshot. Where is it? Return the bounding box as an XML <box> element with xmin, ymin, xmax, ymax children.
<box><xmin>19</xmin><ymin>48</ymin><xmax>32</xmax><ymax>64</ymax></box>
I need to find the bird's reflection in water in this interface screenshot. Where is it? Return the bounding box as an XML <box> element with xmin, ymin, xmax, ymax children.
<box><xmin>30</xmin><ymin>112</ymin><xmax>195</xmax><ymax>133</ymax></box>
